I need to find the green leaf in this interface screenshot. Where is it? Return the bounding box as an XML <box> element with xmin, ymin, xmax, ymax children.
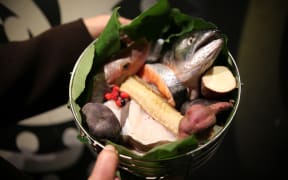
<box><xmin>77</xmin><ymin>134</ymin><xmax>89</xmax><ymax>144</ymax></box>
<box><xmin>142</xmin><ymin>135</ymin><xmax>198</xmax><ymax>160</ymax></box>
<box><xmin>107</xmin><ymin>136</ymin><xmax>198</xmax><ymax>161</ymax></box>
<box><xmin>164</xmin><ymin>8</ymin><xmax>217</xmax><ymax>42</ymax></box>
<box><xmin>73</xmin><ymin>8</ymin><xmax>123</xmax><ymax>107</ymax></box>
<box><xmin>71</xmin><ymin>43</ymin><xmax>94</xmax><ymax>101</ymax></box>
<box><xmin>94</xmin><ymin>7</ymin><xmax>122</xmax><ymax>62</ymax></box>
<box><xmin>121</xmin><ymin>0</ymin><xmax>171</xmax><ymax>41</ymax></box>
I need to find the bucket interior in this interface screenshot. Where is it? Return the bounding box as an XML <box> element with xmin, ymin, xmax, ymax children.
<box><xmin>68</xmin><ymin>39</ymin><xmax>241</xmax><ymax>178</ymax></box>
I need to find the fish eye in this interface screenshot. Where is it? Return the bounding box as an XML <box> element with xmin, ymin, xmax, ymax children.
<box><xmin>187</xmin><ymin>36</ymin><xmax>195</xmax><ymax>45</ymax></box>
<box><xmin>122</xmin><ymin>63</ymin><xmax>130</xmax><ymax>70</ymax></box>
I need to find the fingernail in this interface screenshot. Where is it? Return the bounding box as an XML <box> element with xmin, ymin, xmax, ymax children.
<box><xmin>104</xmin><ymin>145</ymin><xmax>117</xmax><ymax>153</ymax></box>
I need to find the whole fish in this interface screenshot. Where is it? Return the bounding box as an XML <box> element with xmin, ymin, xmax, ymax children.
<box><xmin>104</xmin><ymin>39</ymin><xmax>150</xmax><ymax>85</ymax></box>
<box><xmin>162</xmin><ymin>29</ymin><xmax>224</xmax><ymax>99</ymax></box>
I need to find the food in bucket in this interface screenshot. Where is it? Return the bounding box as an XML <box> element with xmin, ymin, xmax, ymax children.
<box><xmin>77</xmin><ymin>0</ymin><xmax>238</xmax><ymax>155</ymax></box>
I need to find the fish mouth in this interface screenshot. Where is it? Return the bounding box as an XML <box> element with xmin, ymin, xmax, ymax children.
<box><xmin>191</xmin><ymin>29</ymin><xmax>224</xmax><ymax>67</ymax></box>
<box><xmin>194</xmin><ymin>29</ymin><xmax>223</xmax><ymax>52</ymax></box>
<box><xmin>182</xmin><ymin>29</ymin><xmax>224</xmax><ymax>77</ymax></box>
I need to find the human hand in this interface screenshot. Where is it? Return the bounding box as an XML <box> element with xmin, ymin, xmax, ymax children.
<box><xmin>83</xmin><ymin>14</ymin><xmax>131</xmax><ymax>39</ymax></box>
<box><xmin>88</xmin><ymin>145</ymin><xmax>120</xmax><ymax>180</ymax></box>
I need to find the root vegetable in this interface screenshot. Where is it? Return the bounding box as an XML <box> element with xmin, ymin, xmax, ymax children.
<box><xmin>178</xmin><ymin>101</ymin><xmax>233</xmax><ymax>138</ymax></box>
<box><xmin>82</xmin><ymin>102</ymin><xmax>121</xmax><ymax>142</ymax></box>
<box><xmin>201</xmin><ymin>66</ymin><xmax>236</xmax><ymax>98</ymax></box>
<box><xmin>120</xmin><ymin>76</ymin><xmax>183</xmax><ymax>135</ymax></box>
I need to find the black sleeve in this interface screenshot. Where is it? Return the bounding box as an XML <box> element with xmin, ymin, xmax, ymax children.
<box><xmin>0</xmin><ymin>19</ymin><xmax>93</xmax><ymax>126</ymax></box>
<box><xmin>0</xmin><ymin>157</ymin><xmax>33</xmax><ymax>180</ymax></box>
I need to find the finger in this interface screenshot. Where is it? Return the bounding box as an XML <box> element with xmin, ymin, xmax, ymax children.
<box><xmin>118</xmin><ymin>17</ymin><xmax>131</xmax><ymax>25</ymax></box>
<box><xmin>83</xmin><ymin>15</ymin><xmax>131</xmax><ymax>38</ymax></box>
<box><xmin>88</xmin><ymin>145</ymin><xmax>119</xmax><ymax>180</ymax></box>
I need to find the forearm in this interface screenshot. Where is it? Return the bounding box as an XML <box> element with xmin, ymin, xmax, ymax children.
<box><xmin>0</xmin><ymin>19</ymin><xmax>93</xmax><ymax>126</ymax></box>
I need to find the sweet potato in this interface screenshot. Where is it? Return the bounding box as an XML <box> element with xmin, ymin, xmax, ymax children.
<box><xmin>178</xmin><ymin>101</ymin><xmax>233</xmax><ymax>138</ymax></box>
<box><xmin>201</xmin><ymin>66</ymin><xmax>237</xmax><ymax>99</ymax></box>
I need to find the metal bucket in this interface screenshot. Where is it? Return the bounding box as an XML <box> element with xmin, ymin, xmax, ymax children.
<box><xmin>68</xmin><ymin>39</ymin><xmax>241</xmax><ymax>179</ymax></box>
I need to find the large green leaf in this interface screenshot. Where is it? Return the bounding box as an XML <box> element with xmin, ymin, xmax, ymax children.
<box><xmin>72</xmin><ymin>8</ymin><xmax>122</xmax><ymax>107</ymax></box>
<box><xmin>71</xmin><ymin>43</ymin><xmax>94</xmax><ymax>101</ymax></box>
<box><xmin>142</xmin><ymin>135</ymin><xmax>198</xmax><ymax>160</ymax></box>
<box><xmin>94</xmin><ymin>7</ymin><xmax>122</xmax><ymax>62</ymax></box>
<box><xmin>121</xmin><ymin>0</ymin><xmax>171</xmax><ymax>41</ymax></box>
<box><xmin>108</xmin><ymin>135</ymin><xmax>198</xmax><ymax>161</ymax></box>
<box><xmin>165</xmin><ymin>8</ymin><xmax>217</xmax><ymax>42</ymax></box>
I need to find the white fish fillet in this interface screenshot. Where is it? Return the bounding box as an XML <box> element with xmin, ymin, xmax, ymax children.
<box><xmin>121</xmin><ymin>100</ymin><xmax>177</xmax><ymax>147</ymax></box>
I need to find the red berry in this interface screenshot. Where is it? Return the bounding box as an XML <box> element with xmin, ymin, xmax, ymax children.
<box><xmin>115</xmin><ymin>99</ymin><xmax>122</xmax><ymax>107</ymax></box>
<box><xmin>120</xmin><ymin>91</ymin><xmax>129</xmax><ymax>99</ymax></box>
<box><xmin>104</xmin><ymin>93</ymin><xmax>113</xmax><ymax>100</ymax></box>
<box><xmin>112</xmin><ymin>85</ymin><xmax>120</xmax><ymax>92</ymax></box>
<box><xmin>111</xmin><ymin>91</ymin><xmax>119</xmax><ymax>100</ymax></box>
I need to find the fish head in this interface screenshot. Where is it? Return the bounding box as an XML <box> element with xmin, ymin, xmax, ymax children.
<box><xmin>174</xmin><ymin>29</ymin><xmax>224</xmax><ymax>72</ymax></box>
<box><xmin>104</xmin><ymin>39</ymin><xmax>150</xmax><ymax>85</ymax></box>
<box><xmin>171</xmin><ymin>29</ymin><xmax>224</xmax><ymax>86</ymax></box>
<box><xmin>104</xmin><ymin>57</ymin><xmax>132</xmax><ymax>85</ymax></box>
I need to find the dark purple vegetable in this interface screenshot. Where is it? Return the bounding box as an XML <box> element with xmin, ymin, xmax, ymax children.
<box><xmin>81</xmin><ymin>102</ymin><xmax>121</xmax><ymax>142</ymax></box>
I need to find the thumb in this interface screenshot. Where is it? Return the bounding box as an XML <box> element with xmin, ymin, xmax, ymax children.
<box><xmin>88</xmin><ymin>145</ymin><xmax>119</xmax><ymax>180</ymax></box>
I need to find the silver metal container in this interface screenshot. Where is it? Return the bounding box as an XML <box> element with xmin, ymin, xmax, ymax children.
<box><xmin>68</xmin><ymin>39</ymin><xmax>241</xmax><ymax>179</ymax></box>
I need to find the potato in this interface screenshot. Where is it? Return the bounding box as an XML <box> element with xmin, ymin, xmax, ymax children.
<box><xmin>201</xmin><ymin>66</ymin><xmax>237</xmax><ymax>99</ymax></box>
